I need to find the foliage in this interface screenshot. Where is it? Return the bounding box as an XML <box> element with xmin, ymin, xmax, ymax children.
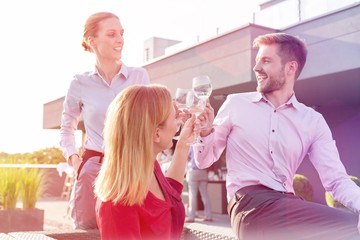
<box><xmin>0</xmin><ymin>168</ymin><xmax>22</xmax><ymax>209</ymax></box>
<box><xmin>20</xmin><ymin>168</ymin><xmax>46</xmax><ymax>209</ymax></box>
<box><xmin>0</xmin><ymin>152</ymin><xmax>9</xmax><ymax>159</ymax></box>
<box><xmin>0</xmin><ymin>147</ymin><xmax>66</xmax><ymax>164</ymax></box>
<box><xmin>325</xmin><ymin>175</ymin><xmax>360</xmax><ymax>208</ymax></box>
<box><xmin>0</xmin><ymin>168</ymin><xmax>47</xmax><ymax>210</ymax></box>
<box><xmin>0</xmin><ymin>147</ymin><xmax>63</xmax><ymax>210</ymax></box>
<box><xmin>293</xmin><ymin>174</ymin><xmax>314</xmax><ymax>202</ymax></box>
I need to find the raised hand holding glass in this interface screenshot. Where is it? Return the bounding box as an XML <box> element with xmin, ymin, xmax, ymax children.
<box><xmin>186</xmin><ymin>91</ymin><xmax>207</xmax><ymax>146</ymax></box>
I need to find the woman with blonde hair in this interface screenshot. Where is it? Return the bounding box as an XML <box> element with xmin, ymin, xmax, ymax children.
<box><xmin>95</xmin><ymin>84</ymin><xmax>198</xmax><ymax>239</ymax></box>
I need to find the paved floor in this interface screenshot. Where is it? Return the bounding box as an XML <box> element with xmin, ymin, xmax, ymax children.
<box><xmin>36</xmin><ymin>198</ymin><xmax>73</xmax><ymax>231</ymax></box>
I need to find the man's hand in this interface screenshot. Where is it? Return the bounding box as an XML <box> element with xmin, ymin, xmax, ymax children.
<box><xmin>199</xmin><ymin>100</ymin><xmax>215</xmax><ymax>137</ymax></box>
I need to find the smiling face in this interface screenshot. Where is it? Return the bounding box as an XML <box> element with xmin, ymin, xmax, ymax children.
<box><xmin>88</xmin><ymin>17</ymin><xmax>124</xmax><ymax>62</ymax></box>
<box><xmin>253</xmin><ymin>44</ymin><xmax>287</xmax><ymax>94</ymax></box>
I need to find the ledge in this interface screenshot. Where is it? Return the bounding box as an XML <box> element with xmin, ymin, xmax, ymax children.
<box><xmin>1</xmin><ymin>229</ymin><xmax>100</xmax><ymax>240</ymax></box>
<box><xmin>183</xmin><ymin>223</ymin><xmax>237</xmax><ymax>240</ymax></box>
<box><xmin>1</xmin><ymin>223</ymin><xmax>236</xmax><ymax>240</ymax></box>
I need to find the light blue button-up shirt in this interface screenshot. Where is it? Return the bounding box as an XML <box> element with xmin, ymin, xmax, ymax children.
<box><xmin>194</xmin><ymin>91</ymin><xmax>360</xmax><ymax>214</ymax></box>
<box><xmin>60</xmin><ymin>64</ymin><xmax>150</xmax><ymax>160</ymax></box>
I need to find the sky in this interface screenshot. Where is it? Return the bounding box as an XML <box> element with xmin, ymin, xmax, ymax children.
<box><xmin>0</xmin><ymin>0</ymin><xmax>263</xmax><ymax>154</ymax></box>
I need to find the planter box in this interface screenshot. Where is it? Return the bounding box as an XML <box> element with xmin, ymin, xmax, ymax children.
<box><xmin>0</xmin><ymin>208</ymin><xmax>44</xmax><ymax>233</ymax></box>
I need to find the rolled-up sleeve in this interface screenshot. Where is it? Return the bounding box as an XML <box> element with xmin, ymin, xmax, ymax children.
<box><xmin>193</xmin><ymin>96</ymin><xmax>233</xmax><ymax>169</ymax></box>
<box><xmin>60</xmin><ymin>78</ymin><xmax>82</xmax><ymax>160</ymax></box>
<box><xmin>309</xmin><ymin>115</ymin><xmax>360</xmax><ymax>214</ymax></box>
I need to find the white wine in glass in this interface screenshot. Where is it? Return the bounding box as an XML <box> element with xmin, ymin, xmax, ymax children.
<box><xmin>187</xmin><ymin>91</ymin><xmax>206</xmax><ymax>117</ymax></box>
<box><xmin>173</xmin><ymin>88</ymin><xmax>192</xmax><ymax>141</ymax></box>
<box><xmin>174</xmin><ymin>88</ymin><xmax>192</xmax><ymax>111</ymax></box>
<box><xmin>192</xmin><ymin>75</ymin><xmax>212</xmax><ymax>101</ymax></box>
<box><xmin>186</xmin><ymin>91</ymin><xmax>207</xmax><ymax>146</ymax></box>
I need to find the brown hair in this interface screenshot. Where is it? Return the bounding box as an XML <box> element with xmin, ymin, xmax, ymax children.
<box><xmin>253</xmin><ymin>33</ymin><xmax>308</xmax><ymax>79</ymax></box>
<box><xmin>81</xmin><ymin>12</ymin><xmax>119</xmax><ymax>52</ymax></box>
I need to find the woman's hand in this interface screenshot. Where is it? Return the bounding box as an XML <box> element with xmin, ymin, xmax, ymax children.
<box><xmin>177</xmin><ymin>114</ymin><xmax>200</xmax><ymax>146</ymax></box>
<box><xmin>174</xmin><ymin>101</ymin><xmax>192</xmax><ymax>125</ymax></box>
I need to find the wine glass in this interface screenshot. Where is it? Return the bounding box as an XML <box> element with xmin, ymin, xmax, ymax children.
<box><xmin>186</xmin><ymin>90</ymin><xmax>207</xmax><ymax>146</ymax></box>
<box><xmin>173</xmin><ymin>88</ymin><xmax>192</xmax><ymax>140</ymax></box>
<box><xmin>190</xmin><ymin>75</ymin><xmax>212</xmax><ymax>145</ymax></box>
<box><xmin>192</xmin><ymin>75</ymin><xmax>212</xmax><ymax>101</ymax></box>
<box><xmin>174</xmin><ymin>88</ymin><xmax>192</xmax><ymax>112</ymax></box>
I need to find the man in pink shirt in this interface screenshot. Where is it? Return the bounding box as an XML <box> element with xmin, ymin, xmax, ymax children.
<box><xmin>194</xmin><ymin>33</ymin><xmax>360</xmax><ymax>239</ymax></box>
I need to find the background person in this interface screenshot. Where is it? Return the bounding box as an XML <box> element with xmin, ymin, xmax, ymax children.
<box><xmin>157</xmin><ymin>138</ymin><xmax>177</xmax><ymax>173</ymax></box>
<box><xmin>60</xmin><ymin>11</ymin><xmax>150</xmax><ymax>229</ymax></box>
<box><xmin>194</xmin><ymin>32</ymin><xmax>360</xmax><ymax>239</ymax></box>
<box><xmin>94</xmin><ymin>84</ymin><xmax>199</xmax><ymax>239</ymax></box>
<box><xmin>185</xmin><ymin>146</ymin><xmax>212</xmax><ymax>223</ymax></box>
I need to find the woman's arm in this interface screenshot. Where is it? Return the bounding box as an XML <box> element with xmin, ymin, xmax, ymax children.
<box><xmin>166</xmin><ymin>115</ymin><xmax>199</xmax><ymax>183</ymax></box>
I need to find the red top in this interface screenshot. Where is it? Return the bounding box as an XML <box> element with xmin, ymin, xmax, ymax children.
<box><xmin>96</xmin><ymin>161</ymin><xmax>185</xmax><ymax>239</ymax></box>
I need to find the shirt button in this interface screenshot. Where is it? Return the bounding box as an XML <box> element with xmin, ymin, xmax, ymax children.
<box><xmin>274</xmin><ymin>110</ymin><xmax>277</xmax><ymax>113</ymax></box>
<box><xmin>272</xmin><ymin>129</ymin><xmax>275</xmax><ymax>132</ymax></box>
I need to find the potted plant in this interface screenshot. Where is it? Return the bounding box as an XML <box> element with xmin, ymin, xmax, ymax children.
<box><xmin>0</xmin><ymin>168</ymin><xmax>21</xmax><ymax>209</ymax></box>
<box><xmin>0</xmin><ymin>167</ymin><xmax>45</xmax><ymax>233</ymax></box>
<box><xmin>21</xmin><ymin>168</ymin><xmax>45</xmax><ymax>209</ymax></box>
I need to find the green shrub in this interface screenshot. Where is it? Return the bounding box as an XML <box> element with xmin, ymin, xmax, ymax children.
<box><xmin>0</xmin><ymin>168</ymin><xmax>46</xmax><ymax>210</ymax></box>
<box><xmin>293</xmin><ymin>174</ymin><xmax>314</xmax><ymax>202</ymax></box>
<box><xmin>20</xmin><ymin>168</ymin><xmax>45</xmax><ymax>209</ymax></box>
<box><xmin>0</xmin><ymin>168</ymin><xmax>21</xmax><ymax>209</ymax></box>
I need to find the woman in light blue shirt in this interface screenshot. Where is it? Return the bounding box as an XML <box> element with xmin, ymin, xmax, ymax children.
<box><xmin>60</xmin><ymin>12</ymin><xmax>150</xmax><ymax>229</ymax></box>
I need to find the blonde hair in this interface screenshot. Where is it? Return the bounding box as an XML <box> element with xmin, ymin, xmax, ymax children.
<box><xmin>81</xmin><ymin>12</ymin><xmax>119</xmax><ymax>52</ymax></box>
<box><xmin>94</xmin><ymin>84</ymin><xmax>173</xmax><ymax>206</ymax></box>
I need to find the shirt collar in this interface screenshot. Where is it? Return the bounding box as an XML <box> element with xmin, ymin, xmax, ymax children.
<box><xmin>250</xmin><ymin>92</ymin><xmax>263</xmax><ymax>102</ymax></box>
<box><xmin>250</xmin><ymin>91</ymin><xmax>301</xmax><ymax>110</ymax></box>
<box><xmin>89</xmin><ymin>63</ymin><xmax>128</xmax><ymax>79</ymax></box>
<box><xmin>286</xmin><ymin>93</ymin><xmax>301</xmax><ymax>110</ymax></box>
